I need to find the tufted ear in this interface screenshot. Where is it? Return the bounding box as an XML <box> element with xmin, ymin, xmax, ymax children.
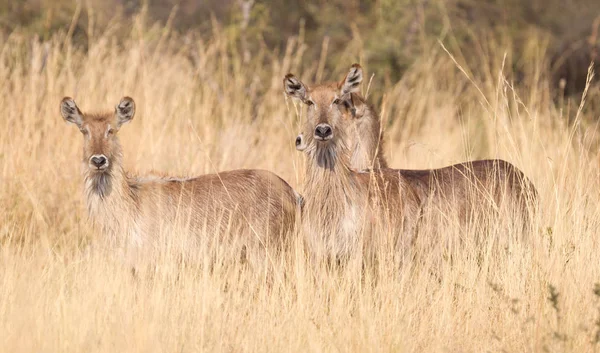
<box><xmin>338</xmin><ymin>63</ymin><xmax>363</xmax><ymax>96</ymax></box>
<box><xmin>60</xmin><ymin>97</ymin><xmax>84</xmax><ymax>127</ymax></box>
<box><xmin>283</xmin><ymin>74</ymin><xmax>308</xmax><ymax>102</ymax></box>
<box><xmin>115</xmin><ymin>96</ymin><xmax>135</xmax><ymax>128</ymax></box>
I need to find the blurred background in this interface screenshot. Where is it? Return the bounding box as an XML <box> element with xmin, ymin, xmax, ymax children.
<box><xmin>1</xmin><ymin>0</ymin><xmax>599</xmax><ymax>101</ymax></box>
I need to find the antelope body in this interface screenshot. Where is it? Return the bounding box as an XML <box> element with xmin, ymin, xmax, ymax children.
<box><xmin>61</xmin><ymin>97</ymin><xmax>299</xmax><ymax>265</ymax></box>
<box><xmin>284</xmin><ymin>72</ymin><xmax>422</xmax><ymax>262</ymax></box>
<box><xmin>292</xmin><ymin>64</ymin><xmax>537</xmax><ymax>233</ymax></box>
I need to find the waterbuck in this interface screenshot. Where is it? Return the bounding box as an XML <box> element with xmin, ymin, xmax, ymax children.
<box><xmin>287</xmin><ymin>65</ymin><xmax>537</xmax><ymax>249</ymax></box>
<box><xmin>60</xmin><ymin>97</ymin><xmax>299</xmax><ymax>267</ymax></box>
<box><xmin>283</xmin><ymin>73</ymin><xmax>423</xmax><ymax>264</ymax></box>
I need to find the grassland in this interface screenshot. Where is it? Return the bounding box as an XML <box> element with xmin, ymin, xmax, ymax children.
<box><xmin>1</xmin><ymin>11</ymin><xmax>600</xmax><ymax>352</ymax></box>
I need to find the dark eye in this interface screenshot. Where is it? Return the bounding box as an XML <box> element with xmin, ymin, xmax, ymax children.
<box><xmin>107</xmin><ymin>128</ymin><xmax>115</xmax><ymax>136</ymax></box>
<box><xmin>80</xmin><ymin>128</ymin><xmax>88</xmax><ymax>135</ymax></box>
<box><xmin>332</xmin><ymin>98</ymin><xmax>340</xmax><ymax>105</ymax></box>
<box><xmin>305</xmin><ymin>100</ymin><xmax>314</xmax><ymax>106</ymax></box>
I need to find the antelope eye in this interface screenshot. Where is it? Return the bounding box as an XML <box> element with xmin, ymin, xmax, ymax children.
<box><xmin>305</xmin><ymin>100</ymin><xmax>314</xmax><ymax>106</ymax></box>
<box><xmin>80</xmin><ymin>128</ymin><xmax>88</xmax><ymax>135</ymax></box>
<box><xmin>107</xmin><ymin>128</ymin><xmax>115</xmax><ymax>136</ymax></box>
<box><xmin>332</xmin><ymin>98</ymin><xmax>340</xmax><ymax>105</ymax></box>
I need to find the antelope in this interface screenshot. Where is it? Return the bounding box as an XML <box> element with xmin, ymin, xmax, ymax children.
<box><xmin>60</xmin><ymin>97</ymin><xmax>299</xmax><ymax>268</ymax></box>
<box><xmin>291</xmin><ymin>64</ymin><xmax>538</xmax><ymax>236</ymax></box>
<box><xmin>283</xmin><ymin>73</ymin><xmax>423</xmax><ymax>264</ymax></box>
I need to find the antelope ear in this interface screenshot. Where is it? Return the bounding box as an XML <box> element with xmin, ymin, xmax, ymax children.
<box><xmin>339</xmin><ymin>63</ymin><xmax>363</xmax><ymax>96</ymax></box>
<box><xmin>60</xmin><ymin>97</ymin><xmax>84</xmax><ymax>127</ymax></box>
<box><xmin>115</xmin><ymin>96</ymin><xmax>135</xmax><ymax>127</ymax></box>
<box><xmin>283</xmin><ymin>74</ymin><xmax>308</xmax><ymax>102</ymax></box>
<box><xmin>295</xmin><ymin>132</ymin><xmax>307</xmax><ymax>151</ymax></box>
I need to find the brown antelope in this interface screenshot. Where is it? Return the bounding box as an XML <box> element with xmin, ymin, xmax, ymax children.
<box><xmin>283</xmin><ymin>73</ymin><xmax>423</xmax><ymax>263</ymax></box>
<box><xmin>60</xmin><ymin>97</ymin><xmax>299</xmax><ymax>267</ymax></box>
<box><xmin>293</xmin><ymin>66</ymin><xmax>386</xmax><ymax>170</ymax></box>
<box><xmin>291</xmin><ymin>64</ymin><xmax>538</xmax><ymax>236</ymax></box>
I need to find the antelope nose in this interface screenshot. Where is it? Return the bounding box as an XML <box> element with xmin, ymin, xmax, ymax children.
<box><xmin>90</xmin><ymin>155</ymin><xmax>108</xmax><ymax>169</ymax></box>
<box><xmin>314</xmin><ymin>124</ymin><xmax>332</xmax><ymax>140</ymax></box>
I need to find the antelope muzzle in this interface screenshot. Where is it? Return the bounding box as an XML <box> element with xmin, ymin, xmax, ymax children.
<box><xmin>89</xmin><ymin>154</ymin><xmax>109</xmax><ymax>171</ymax></box>
<box><xmin>314</xmin><ymin>123</ymin><xmax>333</xmax><ymax>141</ymax></box>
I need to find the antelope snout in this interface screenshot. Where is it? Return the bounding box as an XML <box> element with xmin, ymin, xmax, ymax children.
<box><xmin>314</xmin><ymin>124</ymin><xmax>333</xmax><ymax>141</ymax></box>
<box><xmin>89</xmin><ymin>154</ymin><xmax>109</xmax><ymax>170</ymax></box>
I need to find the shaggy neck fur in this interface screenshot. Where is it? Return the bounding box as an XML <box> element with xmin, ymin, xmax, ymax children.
<box><xmin>302</xmin><ymin>131</ymin><xmax>366</xmax><ymax>259</ymax></box>
<box><xmin>82</xmin><ymin>141</ymin><xmax>138</xmax><ymax>245</ymax></box>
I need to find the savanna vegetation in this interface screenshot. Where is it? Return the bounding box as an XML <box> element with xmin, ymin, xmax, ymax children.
<box><xmin>1</xmin><ymin>1</ymin><xmax>600</xmax><ymax>352</ymax></box>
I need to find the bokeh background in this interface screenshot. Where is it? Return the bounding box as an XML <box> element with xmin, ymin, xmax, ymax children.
<box><xmin>3</xmin><ymin>0</ymin><xmax>599</xmax><ymax>99</ymax></box>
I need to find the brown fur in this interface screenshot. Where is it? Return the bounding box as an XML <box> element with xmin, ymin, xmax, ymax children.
<box><xmin>345</xmin><ymin>93</ymin><xmax>388</xmax><ymax>169</ymax></box>
<box><xmin>284</xmin><ymin>75</ymin><xmax>422</xmax><ymax>262</ymax></box>
<box><xmin>398</xmin><ymin>160</ymin><xmax>537</xmax><ymax>231</ymax></box>
<box><xmin>61</xmin><ymin>97</ymin><xmax>299</xmax><ymax>267</ymax></box>
<box><xmin>290</xmin><ymin>64</ymin><xmax>538</xmax><ymax>235</ymax></box>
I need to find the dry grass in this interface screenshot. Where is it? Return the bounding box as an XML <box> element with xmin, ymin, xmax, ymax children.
<box><xmin>1</xmin><ymin>14</ymin><xmax>600</xmax><ymax>352</ymax></box>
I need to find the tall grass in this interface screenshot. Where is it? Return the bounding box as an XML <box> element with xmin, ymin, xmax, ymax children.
<box><xmin>1</xmin><ymin>12</ymin><xmax>600</xmax><ymax>352</ymax></box>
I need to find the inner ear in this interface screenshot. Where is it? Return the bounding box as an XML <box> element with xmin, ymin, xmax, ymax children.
<box><xmin>115</xmin><ymin>97</ymin><xmax>136</xmax><ymax>127</ymax></box>
<box><xmin>283</xmin><ymin>74</ymin><xmax>308</xmax><ymax>102</ymax></box>
<box><xmin>339</xmin><ymin>63</ymin><xmax>363</xmax><ymax>96</ymax></box>
<box><xmin>60</xmin><ymin>97</ymin><xmax>84</xmax><ymax>127</ymax></box>
<box><xmin>295</xmin><ymin>133</ymin><xmax>308</xmax><ymax>151</ymax></box>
